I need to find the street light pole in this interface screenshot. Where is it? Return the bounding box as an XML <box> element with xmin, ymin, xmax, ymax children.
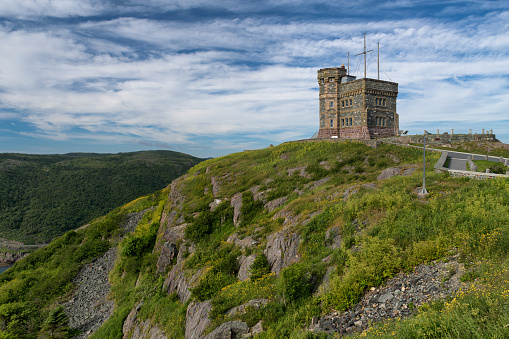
<box><xmin>420</xmin><ymin>130</ymin><xmax>428</xmax><ymax>195</ymax></box>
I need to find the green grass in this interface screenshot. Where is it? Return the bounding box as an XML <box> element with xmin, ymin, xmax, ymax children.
<box><xmin>2</xmin><ymin>140</ymin><xmax>509</xmax><ymax>338</ymax></box>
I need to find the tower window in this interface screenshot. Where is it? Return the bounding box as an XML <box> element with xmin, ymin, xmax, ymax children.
<box><xmin>329</xmin><ymin>101</ymin><xmax>334</xmax><ymax>108</ymax></box>
<box><xmin>341</xmin><ymin>119</ymin><xmax>344</xmax><ymax>127</ymax></box>
<box><xmin>383</xmin><ymin>99</ymin><xmax>386</xmax><ymax>106</ymax></box>
<box><xmin>349</xmin><ymin>99</ymin><xmax>352</xmax><ymax>106</ymax></box>
<box><xmin>341</xmin><ymin>101</ymin><xmax>344</xmax><ymax>108</ymax></box>
<box><xmin>349</xmin><ymin>118</ymin><xmax>353</xmax><ymax>126</ymax></box>
<box><xmin>345</xmin><ymin>119</ymin><xmax>349</xmax><ymax>127</ymax></box>
<box><xmin>375</xmin><ymin>98</ymin><xmax>379</xmax><ymax>105</ymax></box>
<box><xmin>383</xmin><ymin>117</ymin><xmax>386</xmax><ymax>126</ymax></box>
<box><xmin>329</xmin><ymin>77</ymin><xmax>334</xmax><ymax>82</ymax></box>
<box><xmin>330</xmin><ymin>119</ymin><xmax>334</xmax><ymax>128</ymax></box>
<box><xmin>321</xmin><ymin>78</ymin><xmax>324</xmax><ymax>84</ymax></box>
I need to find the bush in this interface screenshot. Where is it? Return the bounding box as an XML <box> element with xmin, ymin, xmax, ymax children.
<box><xmin>279</xmin><ymin>264</ymin><xmax>312</xmax><ymax>305</ymax></box>
<box><xmin>240</xmin><ymin>191</ymin><xmax>264</xmax><ymax>226</ymax></box>
<box><xmin>250</xmin><ymin>253</ymin><xmax>270</xmax><ymax>281</ymax></box>
<box><xmin>184</xmin><ymin>211</ymin><xmax>214</xmax><ymax>242</ymax></box>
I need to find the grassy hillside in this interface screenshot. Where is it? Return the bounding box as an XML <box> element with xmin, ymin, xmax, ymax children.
<box><xmin>0</xmin><ymin>151</ymin><xmax>203</xmax><ymax>244</ymax></box>
<box><xmin>0</xmin><ymin>141</ymin><xmax>508</xmax><ymax>338</ymax></box>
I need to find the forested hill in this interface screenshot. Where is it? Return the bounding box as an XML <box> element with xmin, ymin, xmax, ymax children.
<box><xmin>0</xmin><ymin>150</ymin><xmax>204</xmax><ymax>244</ymax></box>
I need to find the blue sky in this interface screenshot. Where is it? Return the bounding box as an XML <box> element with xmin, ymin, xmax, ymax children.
<box><xmin>1</xmin><ymin>0</ymin><xmax>509</xmax><ymax>158</ymax></box>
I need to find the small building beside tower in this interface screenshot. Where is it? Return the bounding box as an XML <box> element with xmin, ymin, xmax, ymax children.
<box><xmin>317</xmin><ymin>64</ymin><xmax>399</xmax><ymax>139</ymax></box>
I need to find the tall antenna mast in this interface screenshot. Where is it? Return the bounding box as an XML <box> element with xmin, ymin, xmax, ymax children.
<box><xmin>347</xmin><ymin>52</ymin><xmax>350</xmax><ymax>75</ymax></box>
<box><xmin>356</xmin><ymin>33</ymin><xmax>373</xmax><ymax>78</ymax></box>
<box><xmin>377</xmin><ymin>42</ymin><xmax>380</xmax><ymax>80</ymax></box>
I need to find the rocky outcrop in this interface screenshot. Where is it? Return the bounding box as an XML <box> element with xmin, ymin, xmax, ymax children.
<box><xmin>0</xmin><ymin>251</ymin><xmax>28</xmax><ymax>265</ymax></box>
<box><xmin>237</xmin><ymin>254</ymin><xmax>256</xmax><ymax>281</ymax></box>
<box><xmin>186</xmin><ymin>300</ymin><xmax>212</xmax><ymax>339</ymax></box>
<box><xmin>325</xmin><ymin>227</ymin><xmax>342</xmax><ymax>249</ymax></box>
<box><xmin>264</xmin><ymin>230</ymin><xmax>301</xmax><ymax>274</ymax></box>
<box><xmin>123</xmin><ymin>302</ymin><xmax>167</xmax><ymax>339</ymax></box>
<box><xmin>231</xmin><ymin>193</ymin><xmax>243</xmax><ymax>226</ymax></box>
<box><xmin>63</xmin><ymin>247</ymin><xmax>117</xmax><ymax>339</ymax></box>
<box><xmin>163</xmin><ymin>261</ymin><xmax>203</xmax><ymax>303</ymax></box>
<box><xmin>377</xmin><ymin>166</ymin><xmax>417</xmax><ymax>181</ymax></box>
<box><xmin>226</xmin><ymin>233</ymin><xmax>258</xmax><ymax>249</ymax></box>
<box><xmin>211</xmin><ymin>177</ymin><xmax>221</xmax><ymax>197</ymax></box>
<box><xmin>305</xmin><ymin>177</ymin><xmax>331</xmax><ymax>191</ymax></box>
<box><xmin>156</xmin><ymin>241</ymin><xmax>178</xmax><ymax>273</ymax></box>
<box><xmin>377</xmin><ymin>167</ymin><xmax>401</xmax><ymax>181</ymax></box>
<box><xmin>204</xmin><ymin>321</ymin><xmax>249</xmax><ymax>339</ymax></box>
<box><xmin>264</xmin><ymin>196</ymin><xmax>287</xmax><ymax>213</ymax></box>
<box><xmin>226</xmin><ymin>299</ymin><xmax>270</xmax><ymax>317</ymax></box>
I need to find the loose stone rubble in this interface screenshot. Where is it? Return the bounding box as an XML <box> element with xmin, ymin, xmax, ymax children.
<box><xmin>312</xmin><ymin>255</ymin><xmax>466</xmax><ymax>336</ymax></box>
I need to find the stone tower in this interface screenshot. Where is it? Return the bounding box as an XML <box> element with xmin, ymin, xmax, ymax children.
<box><xmin>317</xmin><ymin>65</ymin><xmax>399</xmax><ymax>139</ymax></box>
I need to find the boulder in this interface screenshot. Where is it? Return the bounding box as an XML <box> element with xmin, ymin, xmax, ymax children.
<box><xmin>203</xmin><ymin>321</ymin><xmax>249</xmax><ymax>339</ymax></box>
<box><xmin>186</xmin><ymin>301</ymin><xmax>212</xmax><ymax>339</ymax></box>
<box><xmin>264</xmin><ymin>230</ymin><xmax>301</xmax><ymax>274</ymax></box>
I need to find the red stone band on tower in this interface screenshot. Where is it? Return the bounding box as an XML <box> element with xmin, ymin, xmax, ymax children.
<box><xmin>317</xmin><ymin>65</ymin><xmax>399</xmax><ymax>139</ymax></box>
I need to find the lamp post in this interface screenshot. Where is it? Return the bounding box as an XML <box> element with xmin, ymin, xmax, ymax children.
<box><xmin>420</xmin><ymin>130</ymin><xmax>429</xmax><ymax>195</ymax></box>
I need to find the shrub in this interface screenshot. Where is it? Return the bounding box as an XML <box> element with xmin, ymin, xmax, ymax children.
<box><xmin>184</xmin><ymin>211</ymin><xmax>214</xmax><ymax>242</ymax></box>
<box><xmin>279</xmin><ymin>264</ymin><xmax>312</xmax><ymax>305</ymax></box>
<box><xmin>250</xmin><ymin>253</ymin><xmax>270</xmax><ymax>281</ymax></box>
<box><xmin>240</xmin><ymin>191</ymin><xmax>264</xmax><ymax>226</ymax></box>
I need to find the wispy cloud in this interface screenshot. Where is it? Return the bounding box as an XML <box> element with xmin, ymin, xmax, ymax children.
<box><xmin>1</xmin><ymin>1</ymin><xmax>509</xmax><ymax>156</ymax></box>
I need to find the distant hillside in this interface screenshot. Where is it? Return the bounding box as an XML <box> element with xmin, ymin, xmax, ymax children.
<box><xmin>0</xmin><ymin>150</ymin><xmax>203</xmax><ymax>244</ymax></box>
<box><xmin>1</xmin><ymin>141</ymin><xmax>508</xmax><ymax>338</ymax></box>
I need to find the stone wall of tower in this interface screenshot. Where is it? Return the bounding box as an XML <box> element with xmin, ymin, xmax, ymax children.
<box><xmin>317</xmin><ymin>67</ymin><xmax>347</xmax><ymax>139</ymax></box>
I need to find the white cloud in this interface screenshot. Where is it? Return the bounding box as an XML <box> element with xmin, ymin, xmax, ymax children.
<box><xmin>0</xmin><ymin>0</ymin><xmax>104</xmax><ymax>18</ymax></box>
<box><xmin>1</xmin><ymin>1</ymin><xmax>509</xmax><ymax>154</ymax></box>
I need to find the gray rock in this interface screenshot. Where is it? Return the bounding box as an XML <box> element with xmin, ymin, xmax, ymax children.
<box><xmin>204</xmin><ymin>321</ymin><xmax>249</xmax><ymax>339</ymax></box>
<box><xmin>377</xmin><ymin>168</ymin><xmax>401</xmax><ymax>181</ymax></box>
<box><xmin>378</xmin><ymin>293</ymin><xmax>393</xmax><ymax>303</ymax></box>
<box><xmin>306</xmin><ymin>177</ymin><xmax>332</xmax><ymax>191</ymax></box>
<box><xmin>231</xmin><ymin>193</ymin><xmax>243</xmax><ymax>226</ymax></box>
<box><xmin>156</xmin><ymin>242</ymin><xmax>178</xmax><ymax>273</ymax></box>
<box><xmin>251</xmin><ymin>320</ymin><xmax>264</xmax><ymax>335</ymax></box>
<box><xmin>325</xmin><ymin>227</ymin><xmax>342</xmax><ymax>249</ymax></box>
<box><xmin>122</xmin><ymin>302</ymin><xmax>143</xmax><ymax>338</ymax></box>
<box><xmin>226</xmin><ymin>233</ymin><xmax>258</xmax><ymax>249</ymax></box>
<box><xmin>163</xmin><ymin>262</ymin><xmax>203</xmax><ymax>303</ymax></box>
<box><xmin>186</xmin><ymin>300</ymin><xmax>212</xmax><ymax>339</ymax></box>
<box><xmin>264</xmin><ymin>196</ymin><xmax>287</xmax><ymax>213</ymax></box>
<box><xmin>209</xmin><ymin>198</ymin><xmax>224</xmax><ymax>211</ymax></box>
<box><xmin>211</xmin><ymin>177</ymin><xmax>221</xmax><ymax>197</ymax></box>
<box><xmin>63</xmin><ymin>247</ymin><xmax>117</xmax><ymax>339</ymax></box>
<box><xmin>264</xmin><ymin>230</ymin><xmax>301</xmax><ymax>274</ymax></box>
<box><xmin>226</xmin><ymin>299</ymin><xmax>270</xmax><ymax>317</ymax></box>
<box><xmin>237</xmin><ymin>254</ymin><xmax>256</xmax><ymax>281</ymax></box>
<box><xmin>342</xmin><ymin>186</ymin><xmax>359</xmax><ymax>201</ymax></box>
